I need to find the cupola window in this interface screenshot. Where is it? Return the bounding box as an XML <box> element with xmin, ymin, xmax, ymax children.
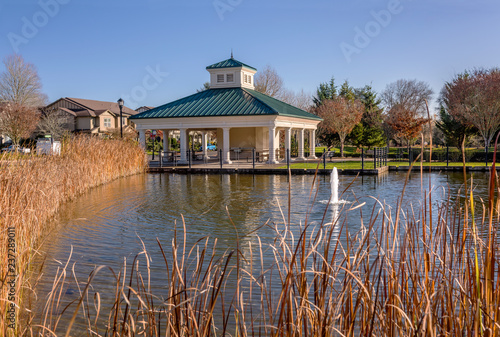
<box><xmin>217</xmin><ymin>74</ymin><xmax>224</xmax><ymax>83</ymax></box>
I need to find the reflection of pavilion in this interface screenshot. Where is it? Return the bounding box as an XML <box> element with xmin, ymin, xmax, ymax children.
<box><xmin>130</xmin><ymin>56</ymin><xmax>322</xmax><ymax>165</ymax></box>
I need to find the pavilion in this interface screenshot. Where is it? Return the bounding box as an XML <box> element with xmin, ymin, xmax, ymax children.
<box><xmin>130</xmin><ymin>57</ymin><xmax>322</xmax><ymax>164</ymax></box>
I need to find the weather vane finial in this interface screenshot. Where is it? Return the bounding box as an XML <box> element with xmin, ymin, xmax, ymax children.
<box><xmin>231</xmin><ymin>49</ymin><xmax>234</xmax><ymax>59</ymax></box>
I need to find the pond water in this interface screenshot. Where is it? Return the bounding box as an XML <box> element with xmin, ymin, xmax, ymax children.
<box><xmin>31</xmin><ymin>171</ymin><xmax>491</xmax><ymax>334</ymax></box>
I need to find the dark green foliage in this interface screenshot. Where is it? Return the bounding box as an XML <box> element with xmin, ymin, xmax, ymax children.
<box><xmin>436</xmin><ymin>105</ymin><xmax>477</xmax><ymax>149</ymax></box>
<box><xmin>170</xmin><ymin>137</ymin><xmax>179</xmax><ymax>150</ymax></box>
<box><xmin>339</xmin><ymin>80</ymin><xmax>355</xmax><ymax>101</ymax></box>
<box><xmin>146</xmin><ymin>138</ymin><xmax>163</xmax><ymax>153</ymax></box>
<box><xmin>313</xmin><ymin>77</ymin><xmax>337</xmax><ymax>107</ymax></box>
<box><xmin>349</xmin><ymin>86</ymin><xmax>386</xmax><ymax>148</ymax></box>
<box><xmin>317</xmin><ymin>131</ymin><xmax>339</xmax><ymax>148</ymax></box>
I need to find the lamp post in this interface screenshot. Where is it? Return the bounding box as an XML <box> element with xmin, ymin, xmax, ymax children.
<box><xmin>117</xmin><ymin>98</ymin><xmax>124</xmax><ymax>138</ymax></box>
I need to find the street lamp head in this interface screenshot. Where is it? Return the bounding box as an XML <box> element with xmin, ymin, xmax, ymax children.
<box><xmin>117</xmin><ymin>98</ymin><xmax>124</xmax><ymax>107</ymax></box>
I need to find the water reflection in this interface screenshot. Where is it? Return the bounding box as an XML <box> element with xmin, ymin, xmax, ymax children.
<box><xmin>32</xmin><ymin>171</ymin><xmax>491</xmax><ymax>334</ymax></box>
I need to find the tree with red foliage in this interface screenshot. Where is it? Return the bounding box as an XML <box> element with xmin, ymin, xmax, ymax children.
<box><xmin>0</xmin><ymin>102</ymin><xmax>40</xmax><ymax>146</ymax></box>
<box><xmin>382</xmin><ymin>79</ymin><xmax>433</xmax><ymax>145</ymax></box>
<box><xmin>385</xmin><ymin>104</ymin><xmax>428</xmax><ymax>145</ymax></box>
<box><xmin>444</xmin><ymin>68</ymin><xmax>500</xmax><ymax>149</ymax></box>
<box><xmin>315</xmin><ymin>97</ymin><xmax>363</xmax><ymax>157</ymax></box>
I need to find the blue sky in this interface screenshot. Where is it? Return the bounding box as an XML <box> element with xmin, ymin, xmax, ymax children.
<box><xmin>0</xmin><ymin>0</ymin><xmax>498</xmax><ymax>111</ymax></box>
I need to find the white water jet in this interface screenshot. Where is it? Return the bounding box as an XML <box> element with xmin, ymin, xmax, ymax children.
<box><xmin>331</xmin><ymin>167</ymin><xmax>339</xmax><ymax>204</ymax></box>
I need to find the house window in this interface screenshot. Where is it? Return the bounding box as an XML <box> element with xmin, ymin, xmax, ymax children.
<box><xmin>217</xmin><ymin>74</ymin><xmax>224</xmax><ymax>83</ymax></box>
<box><xmin>104</xmin><ymin>118</ymin><xmax>111</xmax><ymax>128</ymax></box>
<box><xmin>122</xmin><ymin>118</ymin><xmax>127</xmax><ymax>125</ymax></box>
<box><xmin>226</xmin><ymin>74</ymin><xmax>234</xmax><ymax>82</ymax></box>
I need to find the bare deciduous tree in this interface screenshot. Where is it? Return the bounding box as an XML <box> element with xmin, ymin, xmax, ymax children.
<box><xmin>382</xmin><ymin>79</ymin><xmax>433</xmax><ymax>144</ymax></box>
<box><xmin>444</xmin><ymin>68</ymin><xmax>500</xmax><ymax>149</ymax></box>
<box><xmin>280</xmin><ymin>88</ymin><xmax>313</xmax><ymax>111</ymax></box>
<box><xmin>37</xmin><ymin>107</ymin><xmax>70</xmax><ymax>140</ymax></box>
<box><xmin>254</xmin><ymin>65</ymin><xmax>285</xmax><ymax>98</ymax></box>
<box><xmin>382</xmin><ymin>79</ymin><xmax>433</xmax><ymax>116</ymax></box>
<box><xmin>315</xmin><ymin>97</ymin><xmax>364</xmax><ymax>157</ymax></box>
<box><xmin>255</xmin><ymin>65</ymin><xmax>312</xmax><ymax>111</ymax></box>
<box><xmin>0</xmin><ymin>102</ymin><xmax>40</xmax><ymax>146</ymax></box>
<box><xmin>0</xmin><ymin>54</ymin><xmax>47</xmax><ymax>107</ymax></box>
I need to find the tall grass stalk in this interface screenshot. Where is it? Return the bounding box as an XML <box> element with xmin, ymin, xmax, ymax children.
<box><xmin>27</xmin><ymin>160</ymin><xmax>500</xmax><ymax>336</ymax></box>
<box><xmin>0</xmin><ymin>136</ymin><xmax>147</xmax><ymax>335</ymax></box>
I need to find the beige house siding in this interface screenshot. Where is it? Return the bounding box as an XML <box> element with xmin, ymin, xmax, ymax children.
<box><xmin>115</xmin><ymin>115</ymin><xmax>128</xmax><ymax>128</ymax></box>
<box><xmin>99</xmin><ymin>111</ymin><xmax>115</xmax><ymax>132</ymax></box>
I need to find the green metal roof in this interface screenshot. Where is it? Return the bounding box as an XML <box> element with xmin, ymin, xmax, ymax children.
<box><xmin>245</xmin><ymin>89</ymin><xmax>322</xmax><ymax>121</ymax></box>
<box><xmin>206</xmin><ymin>58</ymin><xmax>257</xmax><ymax>71</ymax></box>
<box><xmin>130</xmin><ymin>88</ymin><xmax>322</xmax><ymax>121</ymax></box>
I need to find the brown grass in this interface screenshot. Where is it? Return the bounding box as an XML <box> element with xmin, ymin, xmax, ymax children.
<box><xmin>4</xmin><ymin>136</ymin><xmax>500</xmax><ymax>336</ymax></box>
<box><xmin>0</xmin><ymin>135</ymin><xmax>147</xmax><ymax>336</ymax></box>
<box><xmin>25</xmin><ymin>161</ymin><xmax>500</xmax><ymax>336</ymax></box>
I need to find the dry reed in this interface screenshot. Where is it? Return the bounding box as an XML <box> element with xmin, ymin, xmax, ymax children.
<box><xmin>0</xmin><ymin>136</ymin><xmax>147</xmax><ymax>336</ymax></box>
<box><xmin>4</xmin><ymin>136</ymin><xmax>500</xmax><ymax>336</ymax></box>
<box><xmin>28</xmin><ymin>161</ymin><xmax>500</xmax><ymax>336</ymax></box>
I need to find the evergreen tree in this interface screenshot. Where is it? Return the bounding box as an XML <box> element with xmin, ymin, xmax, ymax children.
<box><xmin>313</xmin><ymin>77</ymin><xmax>337</xmax><ymax>107</ymax></box>
<box><xmin>339</xmin><ymin>80</ymin><xmax>355</xmax><ymax>101</ymax></box>
<box><xmin>349</xmin><ymin>86</ymin><xmax>386</xmax><ymax>148</ymax></box>
<box><xmin>436</xmin><ymin>105</ymin><xmax>477</xmax><ymax>149</ymax></box>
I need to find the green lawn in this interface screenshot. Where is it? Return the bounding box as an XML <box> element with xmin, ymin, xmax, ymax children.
<box><xmin>278</xmin><ymin>161</ymin><xmax>494</xmax><ymax>170</ymax></box>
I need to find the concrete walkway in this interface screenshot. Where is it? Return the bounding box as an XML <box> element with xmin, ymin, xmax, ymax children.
<box><xmin>147</xmin><ymin>156</ymin><xmax>388</xmax><ymax>175</ymax></box>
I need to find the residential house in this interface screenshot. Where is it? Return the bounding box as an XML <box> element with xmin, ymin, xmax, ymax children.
<box><xmin>45</xmin><ymin>97</ymin><xmax>138</xmax><ymax>135</ymax></box>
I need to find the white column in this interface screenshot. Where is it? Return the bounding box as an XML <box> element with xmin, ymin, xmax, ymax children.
<box><xmin>297</xmin><ymin>128</ymin><xmax>305</xmax><ymax>160</ymax></box>
<box><xmin>162</xmin><ymin>129</ymin><xmax>169</xmax><ymax>153</ymax></box>
<box><xmin>138</xmin><ymin>129</ymin><xmax>146</xmax><ymax>149</ymax></box>
<box><xmin>284</xmin><ymin>127</ymin><xmax>292</xmax><ymax>162</ymax></box>
<box><xmin>202</xmin><ymin>131</ymin><xmax>209</xmax><ymax>160</ymax></box>
<box><xmin>223</xmin><ymin>127</ymin><xmax>232</xmax><ymax>164</ymax></box>
<box><xmin>308</xmin><ymin>129</ymin><xmax>317</xmax><ymax>159</ymax></box>
<box><xmin>179</xmin><ymin>128</ymin><xmax>188</xmax><ymax>164</ymax></box>
<box><xmin>268</xmin><ymin>125</ymin><xmax>278</xmax><ymax>164</ymax></box>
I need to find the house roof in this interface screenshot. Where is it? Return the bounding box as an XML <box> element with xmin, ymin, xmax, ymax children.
<box><xmin>136</xmin><ymin>106</ymin><xmax>154</xmax><ymax>111</ymax></box>
<box><xmin>65</xmin><ymin>98</ymin><xmax>137</xmax><ymax>116</ymax></box>
<box><xmin>130</xmin><ymin>88</ymin><xmax>321</xmax><ymax>121</ymax></box>
<box><xmin>206</xmin><ymin>58</ymin><xmax>257</xmax><ymax>71</ymax></box>
<box><xmin>74</xmin><ymin>109</ymin><xmax>94</xmax><ymax>117</ymax></box>
<box><xmin>59</xmin><ymin>107</ymin><xmax>76</xmax><ymax>116</ymax></box>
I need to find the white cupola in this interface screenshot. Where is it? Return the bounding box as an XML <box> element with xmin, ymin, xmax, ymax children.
<box><xmin>206</xmin><ymin>55</ymin><xmax>257</xmax><ymax>90</ymax></box>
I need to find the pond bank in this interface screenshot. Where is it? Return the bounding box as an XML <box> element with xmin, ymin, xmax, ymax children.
<box><xmin>148</xmin><ymin>166</ymin><xmax>389</xmax><ymax>175</ymax></box>
<box><xmin>148</xmin><ymin>164</ymin><xmax>498</xmax><ymax>175</ymax></box>
<box><xmin>0</xmin><ymin>136</ymin><xmax>147</xmax><ymax>336</ymax></box>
